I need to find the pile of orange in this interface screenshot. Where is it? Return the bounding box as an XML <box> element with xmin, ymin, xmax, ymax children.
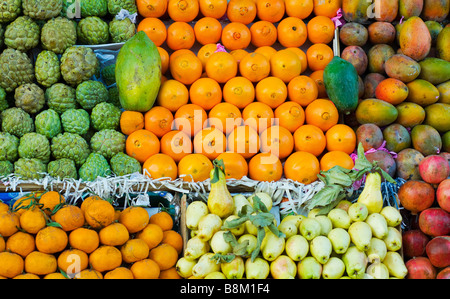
<box><xmin>121</xmin><ymin>0</ymin><xmax>355</xmax><ymax>186</ymax></box>
<box><xmin>0</xmin><ymin>191</ymin><xmax>183</xmax><ymax>279</ymax></box>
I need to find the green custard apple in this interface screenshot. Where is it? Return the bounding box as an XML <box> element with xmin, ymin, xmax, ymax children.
<box><xmin>14</xmin><ymin>83</ymin><xmax>45</xmax><ymax>115</ymax></box>
<box><xmin>110</xmin><ymin>152</ymin><xmax>142</xmax><ymax>177</ymax></box>
<box><xmin>80</xmin><ymin>0</ymin><xmax>108</xmax><ymax>17</ymax></box>
<box><xmin>41</xmin><ymin>17</ymin><xmax>77</xmax><ymax>55</ymax></box>
<box><xmin>35</xmin><ymin>50</ymin><xmax>61</xmax><ymax>88</ymax></box>
<box><xmin>107</xmin><ymin>0</ymin><xmax>137</xmax><ymax>16</ymax></box>
<box><xmin>0</xmin><ymin>48</ymin><xmax>35</xmax><ymax>93</ymax></box>
<box><xmin>101</xmin><ymin>64</ymin><xmax>116</xmax><ymax>86</ymax></box>
<box><xmin>51</xmin><ymin>132</ymin><xmax>91</xmax><ymax>166</ymax></box>
<box><xmin>109</xmin><ymin>18</ymin><xmax>135</xmax><ymax>43</ymax></box>
<box><xmin>1</xmin><ymin>107</ymin><xmax>34</xmax><ymax>138</ymax></box>
<box><xmin>90</xmin><ymin>102</ymin><xmax>121</xmax><ymax>131</ymax></box>
<box><xmin>0</xmin><ymin>132</ymin><xmax>19</xmax><ymax>162</ymax></box>
<box><xmin>35</xmin><ymin>109</ymin><xmax>62</xmax><ymax>139</ymax></box>
<box><xmin>0</xmin><ymin>160</ymin><xmax>14</xmax><ymax>178</ymax></box>
<box><xmin>90</xmin><ymin>129</ymin><xmax>125</xmax><ymax>159</ymax></box>
<box><xmin>61</xmin><ymin>108</ymin><xmax>90</xmax><ymax>135</ymax></box>
<box><xmin>18</xmin><ymin>132</ymin><xmax>51</xmax><ymax>164</ymax></box>
<box><xmin>22</xmin><ymin>0</ymin><xmax>63</xmax><ymax>20</ymax></box>
<box><xmin>107</xmin><ymin>86</ymin><xmax>121</xmax><ymax>108</ymax></box>
<box><xmin>4</xmin><ymin>16</ymin><xmax>40</xmax><ymax>52</ymax></box>
<box><xmin>77</xmin><ymin>16</ymin><xmax>110</xmax><ymax>45</ymax></box>
<box><xmin>0</xmin><ymin>0</ymin><xmax>21</xmax><ymax>23</ymax></box>
<box><xmin>0</xmin><ymin>87</ymin><xmax>8</xmax><ymax>112</ymax></box>
<box><xmin>14</xmin><ymin>158</ymin><xmax>47</xmax><ymax>180</ymax></box>
<box><xmin>76</xmin><ymin>80</ymin><xmax>108</xmax><ymax>110</ymax></box>
<box><xmin>79</xmin><ymin>152</ymin><xmax>111</xmax><ymax>181</ymax></box>
<box><xmin>47</xmin><ymin>158</ymin><xmax>78</xmax><ymax>180</ymax></box>
<box><xmin>45</xmin><ymin>83</ymin><xmax>77</xmax><ymax>114</ymax></box>
<box><xmin>60</xmin><ymin>46</ymin><xmax>99</xmax><ymax>86</ymax></box>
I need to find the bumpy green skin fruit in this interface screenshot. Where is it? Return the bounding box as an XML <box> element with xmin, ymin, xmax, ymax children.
<box><xmin>60</xmin><ymin>46</ymin><xmax>99</xmax><ymax>86</ymax></box>
<box><xmin>109</xmin><ymin>18</ymin><xmax>136</xmax><ymax>43</ymax></box>
<box><xmin>91</xmin><ymin>102</ymin><xmax>121</xmax><ymax>131</ymax></box>
<box><xmin>110</xmin><ymin>152</ymin><xmax>141</xmax><ymax>177</ymax></box>
<box><xmin>107</xmin><ymin>0</ymin><xmax>137</xmax><ymax>16</ymax></box>
<box><xmin>323</xmin><ymin>56</ymin><xmax>359</xmax><ymax>115</ymax></box>
<box><xmin>45</xmin><ymin>83</ymin><xmax>77</xmax><ymax>114</ymax></box>
<box><xmin>0</xmin><ymin>87</ymin><xmax>9</xmax><ymax>112</ymax></box>
<box><xmin>0</xmin><ymin>132</ymin><xmax>19</xmax><ymax>162</ymax></box>
<box><xmin>18</xmin><ymin>133</ymin><xmax>51</xmax><ymax>164</ymax></box>
<box><xmin>116</xmin><ymin>31</ymin><xmax>161</xmax><ymax>112</ymax></box>
<box><xmin>35</xmin><ymin>109</ymin><xmax>62</xmax><ymax>139</ymax></box>
<box><xmin>101</xmin><ymin>64</ymin><xmax>116</xmax><ymax>86</ymax></box>
<box><xmin>41</xmin><ymin>17</ymin><xmax>77</xmax><ymax>55</ymax></box>
<box><xmin>51</xmin><ymin>132</ymin><xmax>91</xmax><ymax>166</ymax></box>
<box><xmin>1</xmin><ymin>108</ymin><xmax>34</xmax><ymax>138</ymax></box>
<box><xmin>0</xmin><ymin>160</ymin><xmax>14</xmax><ymax>178</ymax></box>
<box><xmin>90</xmin><ymin>129</ymin><xmax>125</xmax><ymax>159</ymax></box>
<box><xmin>107</xmin><ymin>86</ymin><xmax>121</xmax><ymax>108</ymax></box>
<box><xmin>76</xmin><ymin>80</ymin><xmax>109</xmax><ymax>110</ymax></box>
<box><xmin>0</xmin><ymin>23</ymin><xmax>4</xmax><ymax>49</ymax></box>
<box><xmin>47</xmin><ymin>158</ymin><xmax>78</xmax><ymax>180</ymax></box>
<box><xmin>35</xmin><ymin>51</ymin><xmax>61</xmax><ymax>88</ymax></box>
<box><xmin>77</xmin><ymin>16</ymin><xmax>110</xmax><ymax>45</ymax></box>
<box><xmin>0</xmin><ymin>0</ymin><xmax>22</xmax><ymax>23</ymax></box>
<box><xmin>14</xmin><ymin>83</ymin><xmax>45</xmax><ymax>115</ymax></box>
<box><xmin>4</xmin><ymin>16</ymin><xmax>40</xmax><ymax>52</ymax></box>
<box><xmin>22</xmin><ymin>0</ymin><xmax>63</xmax><ymax>20</ymax></box>
<box><xmin>14</xmin><ymin>158</ymin><xmax>47</xmax><ymax>180</ymax></box>
<box><xmin>79</xmin><ymin>152</ymin><xmax>111</xmax><ymax>181</ymax></box>
<box><xmin>80</xmin><ymin>0</ymin><xmax>108</xmax><ymax>17</ymax></box>
<box><xmin>0</xmin><ymin>48</ymin><xmax>35</xmax><ymax>93</ymax></box>
<box><xmin>61</xmin><ymin>109</ymin><xmax>90</xmax><ymax>135</ymax></box>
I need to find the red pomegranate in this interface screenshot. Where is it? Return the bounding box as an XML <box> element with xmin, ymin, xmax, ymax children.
<box><xmin>418</xmin><ymin>208</ymin><xmax>450</xmax><ymax>237</ymax></box>
<box><xmin>437</xmin><ymin>267</ymin><xmax>450</xmax><ymax>279</ymax></box>
<box><xmin>425</xmin><ymin>236</ymin><xmax>450</xmax><ymax>268</ymax></box>
<box><xmin>437</xmin><ymin>179</ymin><xmax>450</xmax><ymax>213</ymax></box>
<box><xmin>398</xmin><ymin>180</ymin><xmax>435</xmax><ymax>214</ymax></box>
<box><xmin>406</xmin><ymin>257</ymin><xmax>436</xmax><ymax>279</ymax></box>
<box><xmin>402</xmin><ymin>229</ymin><xmax>430</xmax><ymax>259</ymax></box>
<box><xmin>418</xmin><ymin>155</ymin><xmax>450</xmax><ymax>184</ymax></box>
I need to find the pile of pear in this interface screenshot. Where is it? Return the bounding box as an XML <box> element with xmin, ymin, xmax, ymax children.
<box><xmin>176</xmin><ymin>191</ymin><xmax>408</xmax><ymax>279</ymax></box>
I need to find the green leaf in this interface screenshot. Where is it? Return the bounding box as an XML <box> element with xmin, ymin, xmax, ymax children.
<box><xmin>318</xmin><ymin>166</ymin><xmax>354</xmax><ymax>187</ymax></box>
<box><xmin>251</xmin><ymin>195</ymin><xmax>268</xmax><ymax>213</ymax></box>
<box><xmin>222</xmin><ymin>215</ymin><xmax>249</xmax><ymax>230</ymax></box>
<box><xmin>377</xmin><ymin>167</ymin><xmax>396</xmax><ymax>184</ymax></box>
<box><xmin>249</xmin><ymin>212</ymin><xmax>275</xmax><ymax>228</ymax></box>
<box><xmin>211</xmin><ymin>159</ymin><xmax>226</xmax><ymax>183</ymax></box>
<box><xmin>354</xmin><ymin>143</ymin><xmax>372</xmax><ymax>171</ymax></box>
<box><xmin>251</xmin><ymin>228</ymin><xmax>266</xmax><ymax>262</ymax></box>
<box><xmin>211</xmin><ymin>253</ymin><xmax>236</xmax><ymax>263</ymax></box>
<box><xmin>268</xmin><ymin>223</ymin><xmax>285</xmax><ymax>238</ymax></box>
<box><xmin>305</xmin><ymin>185</ymin><xmax>344</xmax><ymax>210</ymax></box>
<box><xmin>233</xmin><ymin>240</ymin><xmax>250</xmax><ymax>256</ymax></box>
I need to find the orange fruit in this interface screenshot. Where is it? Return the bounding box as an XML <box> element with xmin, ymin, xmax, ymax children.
<box><xmin>104</xmin><ymin>267</ymin><xmax>135</xmax><ymax>279</ymax></box>
<box><xmin>254</xmin><ymin>45</ymin><xmax>277</xmax><ymax>61</ymax></box>
<box><xmin>19</xmin><ymin>207</ymin><xmax>47</xmax><ymax>234</ymax></box>
<box><xmin>255</xmin><ymin>76</ymin><xmax>288</xmax><ymax>109</ymax></box>
<box><xmin>209</xmin><ymin>102</ymin><xmax>243</xmax><ymax>134</ymax></box>
<box><xmin>178</xmin><ymin>153</ymin><xmax>214</xmax><ymax>182</ymax></box>
<box><xmin>168</xmin><ymin>0</ymin><xmax>199</xmax><ymax>22</ymax></box>
<box><xmin>137</xmin><ymin>223</ymin><xmax>164</xmax><ymax>250</ymax></box>
<box><xmin>43</xmin><ymin>273</ymin><xmax>67</xmax><ymax>279</ymax></box>
<box><xmin>162</xmin><ymin>230</ymin><xmax>184</xmax><ymax>255</ymax></box>
<box><xmin>242</xmin><ymin>101</ymin><xmax>274</xmax><ymax>133</ymax></box>
<box><xmin>57</xmin><ymin>248</ymin><xmax>89</xmax><ymax>277</ymax></box>
<box><xmin>306</xmin><ymin>43</ymin><xmax>334</xmax><ymax>71</ymax></box>
<box><xmin>239</xmin><ymin>52</ymin><xmax>271</xmax><ymax>83</ymax></box>
<box><xmin>89</xmin><ymin>245</ymin><xmax>123</xmax><ymax>273</ymax></box>
<box><xmin>69</xmin><ymin>227</ymin><xmax>100</xmax><ymax>254</ymax></box>
<box><xmin>256</xmin><ymin>0</ymin><xmax>285</xmax><ymax>23</ymax></box>
<box><xmin>277</xmin><ymin>17</ymin><xmax>308</xmax><ymax>48</ymax></box>
<box><xmin>284</xmin><ymin>151</ymin><xmax>320</xmax><ymax>184</ymax></box>
<box><xmin>120</xmin><ymin>111</ymin><xmax>145</xmax><ymax>136</ymax></box>
<box><xmin>157</xmin><ymin>79</ymin><xmax>189</xmax><ymax>113</ymax></box>
<box><xmin>170</xmin><ymin>51</ymin><xmax>203</xmax><ymax>85</ymax></box>
<box><xmin>38</xmin><ymin>191</ymin><xmax>65</xmax><ymax>216</ymax></box>
<box><xmin>144</xmin><ymin>106</ymin><xmax>174</xmax><ymax>138</ymax></box>
<box><xmin>307</xmin><ymin>15</ymin><xmax>335</xmax><ymax>44</ymax></box>
<box><xmin>157</xmin><ymin>46</ymin><xmax>169</xmax><ymax>75</ymax></box>
<box><xmin>6</xmin><ymin>231</ymin><xmax>35</xmax><ymax>258</ymax></box>
<box><xmin>121</xmin><ymin>239</ymin><xmax>150</xmax><ymax>264</ymax></box>
<box><xmin>0</xmin><ymin>211</ymin><xmax>20</xmax><ymax>237</ymax></box>
<box><xmin>293</xmin><ymin>124</ymin><xmax>326</xmax><ymax>156</ymax></box>
<box><xmin>285</xmin><ymin>0</ymin><xmax>313</xmax><ymax>19</ymax></box>
<box><xmin>320</xmin><ymin>151</ymin><xmax>355</xmax><ymax>172</ymax></box>
<box><xmin>137</xmin><ymin>17</ymin><xmax>167</xmax><ymax>47</ymax></box>
<box><xmin>126</xmin><ymin>129</ymin><xmax>160</xmax><ymax>163</ymax></box>
<box><xmin>194</xmin><ymin>17</ymin><xmax>222</xmax><ymax>46</ymax></box>
<box><xmin>131</xmin><ymin>259</ymin><xmax>160</xmax><ymax>279</ymax></box>
<box><xmin>169</xmin><ymin>48</ymin><xmax>196</xmax><ymax>64</ymax></box>
<box><xmin>216</xmin><ymin>152</ymin><xmax>249</xmax><ymax>180</ymax></box>
<box><xmin>222</xmin><ymin>76</ymin><xmax>255</xmax><ymax>109</ymax></box>
<box><xmin>159</xmin><ymin>267</ymin><xmax>182</xmax><ymax>279</ymax></box>
<box><xmin>305</xmin><ymin>99</ymin><xmax>339</xmax><ymax>132</ymax></box>
<box><xmin>98</xmin><ymin>223</ymin><xmax>130</xmax><ymax>247</ymax></box>
<box><xmin>287</xmin><ymin>75</ymin><xmax>318</xmax><ymax>107</ymax></box>
<box><xmin>309</xmin><ymin>70</ymin><xmax>328</xmax><ymax>98</ymax></box>
<box><xmin>24</xmin><ymin>251</ymin><xmax>58</xmax><ymax>276</ymax></box>
<box><xmin>149</xmin><ymin>243</ymin><xmax>179</xmax><ymax>271</ymax></box>
<box><xmin>174</xmin><ymin>103</ymin><xmax>208</xmax><ymax>137</ymax></box>
<box><xmin>52</xmin><ymin>205</ymin><xmax>85</xmax><ymax>232</ymax></box>
<box><xmin>229</xmin><ymin>49</ymin><xmax>249</xmax><ymax>66</ymax></box>
<box><xmin>0</xmin><ymin>202</ymin><xmax>9</xmax><ymax>213</ymax></box>
<box><xmin>197</xmin><ymin>43</ymin><xmax>220</xmax><ymax>68</ymax></box>
<box><xmin>227</xmin><ymin>0</ymin><xmax>257</xmax><ymax>24</ymax></box>
<box><xmin>205</xmin><ymin>51</ymin><xmax>238</xmax><ymax>84</ymax></box>
<box><xmin>84</xmin><ymin>200</ymin><xmax>116</xmax><ymax>230</ymax></box>
<box><xmin>35</xmin><ymin>226</ymin><xmax>68</xmax><ymax>254</ymax></box>
<box><xmin>260</xmin><ymin>125</ymin><xmax>294</xmax><ymax>160</ymax></box>
<box><xmin>221</xmin><ymin>22</ymin><xmax>252</xmax><ymax>51</ymax></box>
<box><xmin>150</xmin><ymin>211</ymin><xmax>174</xmax><ymax>231</ymax></box>
<box><xmin>248</xmin><ymin>152</ymin><xmax>283</xmax><ymax>182</ymax></box>
<box><xmin>270</xmin><ymin>49</ymin><xmax>302</xmax><ymax>83</ymax></box>
<box><xmin>12</xmin><ymin>196</ymin><xmax>34</xmax><ymax>216</ymax></box>
<box><xmin>189</xmin><ymin>77</ymin><xmax>223</xmax><ymax>111</ymax></box>
<box><xmin>199</xmin><ymin>0</ymin><xmax>228</xmax><ymax>18</ymax></box>
<box><xmin>325</xmin><ymin>124</ymin><xmax>357</xmax><ymax>155</ymax></box>
<box><xmin>287</xmin><ymin>47</ymin><xmax>308</xmax><ymax>74</ymax></box>
<box><xmin>80</xmin><ymin>195</ymin><xmax>101</xmax><ymax>214</ymax></box>
<box><xmin>143</xmin><ymin>153</ymin><xmax>178</xmax><ymax>181</ymax></box>
<box><xmin>227</xmin><ymin>125</ymin><xmax>260</xmax><ymax>159</ymax></box>
<box><xmin>160</xmin><ymin>130</ymin><xmax>193</xmax><ymax>163</ymax></box>
<box><xmin>0</xmin><ymin>252</ymin><xmax>24</xmax><ymax>278</ymax></box>
<box><xmin>274</xmin><ymin>101</ymin><xmax>305</xmax><ymax>133</ymax></box>
<box><xmin>250</xmin><ymin>21</ymin><xmax>278</xmax><ymax>48</ymax></box>
<box><xmin>193</xmin><ymin>127</ymin><xmax>227</xmax><ymax>160</ymax></box>
<box><xmin>137</xmin><ymin>0</ymin><xmax>168</xmax><ymax>18</ymax></box>
<box><xmin>166</xmin><ymin>21</ymin><xmax>196</xmax><ymax>51</ymax></box>
<box><xmin>119</xmin><ymin>206</ymin><xmax>150</xmax><ymax>234</ymax></box>
<box><xmin>313</xmin><ymin>0</ymin><xmax>340</xmax><ymax>18</ymax></box>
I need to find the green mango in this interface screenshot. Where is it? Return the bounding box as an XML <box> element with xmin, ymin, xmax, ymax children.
<box><xmin>418</xmin><ymin>57</ymin><xmax>450</xmax><ymax>85</ymax></box>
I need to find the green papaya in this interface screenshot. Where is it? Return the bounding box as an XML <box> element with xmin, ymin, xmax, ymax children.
<box><xmin>323</xmin><ymin>56</ymin><xmax>359</xmax><ymax>115</ymax></box>
<box><xmin>116</xmin><ymin>31</ymin><xmax>162</xmax><ymax>112</ymax></box>
<box><xmin>418</xmin><ymin>57</ymin><xmax>450</xmax><ymax>85</ymax></box>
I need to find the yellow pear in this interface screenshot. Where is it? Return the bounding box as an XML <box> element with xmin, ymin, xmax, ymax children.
<box><xmin>192</xmin><ymin>253</ymin><xmax>221</xmax><ymax>278</ymax></box>
<box><xmin>176</xmin><ymin>257</ymin><xmax>198</xmax><ymax>278</ymax></box>
<box><xmin>207</xmin><ymin>164</ymin><xmax>234</xmax><ymax>218</ymax></box>
<box><xmin>186</xmin><ymin>201</ymin><xmax>209</xmax><ymax>230</ymax></box>
<box><xmin>357</xmin><ymin>172</ymin><xmax>383</xmax><ymax>214</ymax></box>
<box><xmin>197</xmin><ymin>213</ymin><xmax>222</xmax><ymax>242</ymax></box>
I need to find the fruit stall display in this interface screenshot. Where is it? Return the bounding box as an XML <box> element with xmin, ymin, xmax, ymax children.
<box><xmin>0</xmin><ymin>0</ymin><xmax>449</xmax><ymax>279</ymax></box>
